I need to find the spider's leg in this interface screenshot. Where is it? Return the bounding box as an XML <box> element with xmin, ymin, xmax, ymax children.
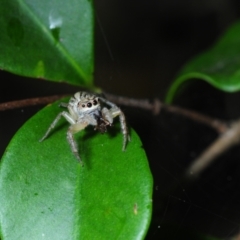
<box><xmin>98</xmin><ymin>96</ymin><xmax>117</xmax><ymax>108</ymax></box>
<box><xmin>101</xmin><ymin>107</ymin><xmax>113</xmax><ymax>124</ymax></box>
<box><xmin>110</xmin><ymin>107</ymin><xmax>130</xmax><ymax>151</ymax></box>
<box><xmin>67</xmin><ymin>130</ymin><xmax>82</xmax><ymax>165</ymax></box>
<box><xmin>67</xmin><ymin>122</ymin><xmax>88</xmax><ymax>165</ymax></box>
<box><xmin>39</xmin><ymin>111</ymin><xmax>75</xmax><ymax>142</ymax></box>
<box><xmin>98</xmin><ymin>96</ymin><xmax>130</xmax><ymax>150</ymax></box>
<box><xmin>59</xmin><ymin>102</ymin><xmax>68</xmax><ymax>108</ymax></box>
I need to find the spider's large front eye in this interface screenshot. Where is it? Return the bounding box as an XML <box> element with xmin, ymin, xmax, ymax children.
<box><xmin>82</xmin><ymin>104</ymin><xmax>85</xmax><ymax>108</ymax></box>
<box><xmin>93</xmin><ymin>99</ymin><xmax>98</xmax><ymax>105</ymax></box>
<box><xmin>87</xmin><ymin>102</ymin><xmax>92</xmax><ymax>108</ymax></box>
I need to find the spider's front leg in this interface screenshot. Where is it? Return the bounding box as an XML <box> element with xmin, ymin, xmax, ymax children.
<box><xmin>39</xmin><ymin>111</ymin><xmax>75</xmax><ymax>142</ymax></box>
<box><xmin>102</xmin><ymin>105</ymin><xmax>130</xmax><ymax>151</ymax></box>
<box><xmin>99</xmin><ymin>96</ymin><xmax>130</xmax><ymax>150</ymax></box>
<box><xmin>66</xmin><ymin>122</ymin><xmax>88</xmax><ymax>165</ymax></box>
<box><xmin>113</xmin><ymin>107</ymin><xmax>130</xmax><ymax>151</ymax></box>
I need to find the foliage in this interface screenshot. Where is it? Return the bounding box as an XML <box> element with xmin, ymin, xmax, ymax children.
<box><xmin>166</xmin><ymin>21</ymin><xmax>240</xmax><ymax>103</ymax></box>
<box><xmin>0</xmin><ymin>0</ymin><xmax>153</xmax><ymax>239</ymax></box>
<box><xmin>0</xmin><ymin>0</ymin><xmax>94</xmax><ymax>87</ymax></box>
<box><xmin>0</xmin><ymin>99</ymin><xmax>152</xmax><ymax>239</ymax></box>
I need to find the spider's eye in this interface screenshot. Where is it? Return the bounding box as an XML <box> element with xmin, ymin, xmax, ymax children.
<box><xmin>87</xmin><ymin>102</ymin><xmax>92</xmax><ymax>108</ymax></box>
<box><xmin>82</xmin><ymin>104</ymin><xmax>85</xmax><ymax>108</ymax></box>
<box><xmin>93</xmin><ymin>99</ymin><xmax>98</xmax><ymax>105</ymax></box>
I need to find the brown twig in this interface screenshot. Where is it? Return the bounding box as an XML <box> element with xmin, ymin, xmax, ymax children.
<box><xmin>232</xmin><ymin>232</ymin><xmax>240</xmax><ymax>240</ymax></box>
<box><xmin>186</xmin><ymin>120</ymin><xmax>240</xmax><ymax>177</ymax></box>
<box><xmin>104</xmin><ymin>93</ymin><xmax>154</xmax><ymax>111</ymax></box>
<box><xmin>0</xmin><ymin>92</ymin><xmax>236</xmax><ymax>176</ymax></box>
<box><xmin>104</xmin><ymin>93</ymin><xmax>228</xmax><ymax>133</ymax></box>
<box><xmin>0</xmin><ymin>94</ymin><xmax>68</xmax><ymax>111</ymax></box>
<box><xmin>0</xmin><ymin>92</ymin><xmax>228</xmax><ymax>134</ymax></box>
<box><xmin>0</xmin><ymin>92</ymin><xmax>229</xmax><ymax>133</ymax></box>
<box><xmin>104</xmin><ymin>93</ymin><xmax>237</xmax><ymax>177</ymax></box>
<box><xmin>161</xmin><ymin>104</ymin><xmax>228</xmax><ymax>133</ymax></box>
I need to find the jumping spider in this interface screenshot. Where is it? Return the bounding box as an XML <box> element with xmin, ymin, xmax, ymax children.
<box><xmin>40</xmin><ymin>91</ymin><xmax>130</xmax><ymax>164</ymax></box>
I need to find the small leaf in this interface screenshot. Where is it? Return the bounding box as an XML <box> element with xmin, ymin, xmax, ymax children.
<box><xmin>0</xmin><ymin>0</ymin><xmax>94</xmax><ymax>87</ymax></box>
<box><xmin>0</xmin><ymin>99</ymin><xmax>153</xmax><ymax>240</ymax></box>
<box><xmin>165</xmin><ymin>21</ymin><xmax>240</xmax><ymax>103</ymax></box>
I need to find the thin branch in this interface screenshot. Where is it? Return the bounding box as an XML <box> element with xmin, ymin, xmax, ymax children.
<box><xmin>104</xmin><ymin>93</ymin><xmax>228</xmax><ymax>133</ymax></box>
<box><xmin>186</xmin><ymin>120</ymin><xmax>240</xmax><ymax>178</ymax></box>
<box><xmin>104</xmin><ymin>93</ymin><xmax>238</xmax><ymax>177</ymax></box>
<box><xmin>0</xmin><ymin>92</ymin><xmax>236</xmax><ymax>176</ymax></box>
<box><xmin>0</xmin><ymin>92</ymin><xmax>228</xmax><ymax>134</ymax></box>
<box><xmin>104</xmin><ymin>93</ymin><xmax>154</xmax><ymax>110</ymax></box>
<box><xmin>232</xmin><ymin>232</ymin><xmax>240</xmax><ymax>240</ymax></box>
<box><xmin>0</xmin><ymin>94</ymin><xmax>67</xmax><ymax>111</ymax></box>
<box><xmin>161</xmin><ymin>104</ymin><xmax>228</xmax><ymax>133</ymax></box>
<box><xmin>0</xmin><ymin>92</ymin><xmax>228</xmax><ymax>133</ymax></box>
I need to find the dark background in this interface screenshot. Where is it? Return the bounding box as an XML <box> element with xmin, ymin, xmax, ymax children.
<box><xmin>1</xmin><ymin>0</ymin><xmax>240</xmax><ymax>238</ymax></box>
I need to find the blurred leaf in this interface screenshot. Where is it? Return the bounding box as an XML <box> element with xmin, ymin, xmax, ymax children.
<box><xmin>0</xmin><ymin>99</ymin><xmax>153</xmax><ymax>240</ymax></box>
<box><xmin>0</xmin><ymin>0</ymin><xmax>94</xmax><ymax>87</ymax></box>
<box><xmin>165</xmin><ymin>21</ymin><xmax>240</xmax><ymax>103</ymax></box>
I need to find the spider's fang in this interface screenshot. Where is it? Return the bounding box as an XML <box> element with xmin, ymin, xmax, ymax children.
<box><xmin>93</xmin><ymin>112</ymin><xmax>110</xmax><ymax>133</ymax></box>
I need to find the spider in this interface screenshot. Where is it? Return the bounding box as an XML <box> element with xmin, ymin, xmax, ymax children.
<box><xmin>39</xmin><ymin>91</ymin><xmax>130</xmax><ymax>164</ymax></box>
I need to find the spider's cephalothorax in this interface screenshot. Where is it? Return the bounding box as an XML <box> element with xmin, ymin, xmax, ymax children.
<box><xmin>40</xmin><ymin>92</ymin><xmax>130</xmax><ymax>164</ymax></box>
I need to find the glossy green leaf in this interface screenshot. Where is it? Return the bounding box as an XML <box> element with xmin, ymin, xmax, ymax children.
<box><xmin>0</xmin><ymin>99</ymin><xmax>153</xmax><ymax>240</ymax></box>
<box><xmin>165</xmin><ymin>21</ymin><xmax>240</xmax><ymax>103</ymax></box>
<box><xmin>0</xmin><ymin>0</ymin><xmax>94</xmax><ymax>87</ymax></box>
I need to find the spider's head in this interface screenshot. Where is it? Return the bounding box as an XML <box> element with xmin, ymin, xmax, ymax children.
<box><xmin>69</xmin><ymin>92</ymin><xmax>100</xmax><ymax>115</ymax></box>
<box><xmin>77</xmin><ymin>97</ymin><xmax>100</xmax><ymax>114</ymax></box>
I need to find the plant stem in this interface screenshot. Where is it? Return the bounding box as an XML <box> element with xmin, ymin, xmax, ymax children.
<box><xmin>186</xmin><ymin>120</ymin><xmax>240</xmax><ymax>177</ymax></box>
<box><xmin>104</xmin><ymin>93</ymin><xmax>228</xmax><ymax>133</ymax></box>
<box><xmin>0</xmin><ymin>94</ymin><xmax>67</xmax><ymax>111</ymax></box>
<box><xmin>0</xmin><ymin>92</ymin><xmax>227</xmax><ymax>133</ymax></box>
<box><xmin>0</xmin><ymin>92</ymin><xmax>235</xmax><ymax>176</ymax></box>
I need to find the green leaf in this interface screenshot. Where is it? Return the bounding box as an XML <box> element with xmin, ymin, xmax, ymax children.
<box><xmin>165</xmin><ymin>21</ymin><xmax>240</xmax><ymax>103</ymax></box>
<box><xmin>0</xmin><ymin>0</ymin><xmax>94</xmax><ymax>87</ymax></box>
<box><xmin>0</xmin><ymin>99</ymin><xmax>153</xmax><ymax>240</ymax></box>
